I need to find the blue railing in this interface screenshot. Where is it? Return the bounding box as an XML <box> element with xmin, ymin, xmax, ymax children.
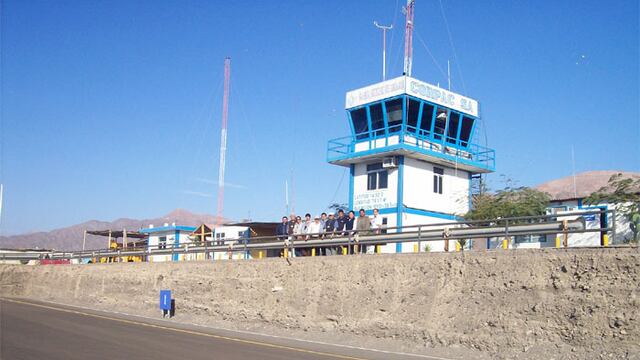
<box><xmin>327</xmin><ymin>125</ymin><xmax>495</xmax><ymax>172</ymax></box>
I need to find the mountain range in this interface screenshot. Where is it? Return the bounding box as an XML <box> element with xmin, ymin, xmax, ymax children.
<box><xmin>0</xmin><ymin>209</ymin><xmax>232</xmax><ymax>251</ymax></box>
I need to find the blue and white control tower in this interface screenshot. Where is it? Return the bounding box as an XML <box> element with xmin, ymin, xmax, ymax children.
<box><xmin>326</xmin><ymin>1</ymin><xmax>495</xmax><ymax>252</ymax></box>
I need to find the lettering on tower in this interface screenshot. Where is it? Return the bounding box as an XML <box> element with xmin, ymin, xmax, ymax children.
<box><xmin>353</xmin><ymin>190</ymin><xmax>396</xmax><ymax>211</ymax></box>
<box><xmin>345</xmin><ymin>76</ymin><xmax>478</xmax><ymax>117</ymax></box>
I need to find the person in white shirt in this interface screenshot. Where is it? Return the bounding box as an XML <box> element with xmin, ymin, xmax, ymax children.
<box><xmin>370</xmin><ymin>208</ymin><xmax>383</xmax><ymax>234</ymax></box>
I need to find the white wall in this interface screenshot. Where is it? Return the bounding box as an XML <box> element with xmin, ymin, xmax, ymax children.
<box><xmin>403</xmin><ymin>157</ymin><xmax>470</xmax><ymax>215</ymax></box>
<box><xmin>352</xmin><ymin>162</ymin><xmax>398</xmax><ymax>211</ymax></box>
<box><xmin>212</xmin><ymin>226</ymin><xmax>250</xmax><ymax>260</ymax></box>
<box><xmin>148</xmin><ymin>230</ymin><xmax>194</xmax><ymax>262</ymax></box>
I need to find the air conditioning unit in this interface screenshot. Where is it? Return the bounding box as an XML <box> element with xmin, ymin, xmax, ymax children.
<box><xmin>382</xmin><ymin>157</ymin><xmax>397</xmax><ymax>168</ymax></box>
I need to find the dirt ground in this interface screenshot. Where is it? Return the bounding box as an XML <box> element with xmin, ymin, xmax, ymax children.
<box><xmin>0</xmin><ymin>247</ymin><xmax>638</xmax><ymax>359</ymax></box>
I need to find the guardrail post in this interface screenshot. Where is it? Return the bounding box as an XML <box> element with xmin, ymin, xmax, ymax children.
<box><xmin>611</xmin><ymin>209</ymin><xmax>617</xmax><ymax>245</ymax></box>
<box><xmin>418</xmin><ymin>226</ymin><xmax>422</xmax><ymax>253</ymax></box>
<box><xmin>563</xmin><ymin>220</ymin><xmax>569</xmax><ymax>248</ymax></box>
<box><xmin>455</xmin><ymin>241</ymin><xmax>461</xmax><ymax>252</ymax></box>
<box><xmin>603</xmin><ymin>234</ymin><xmax>609</xmax><ymax>247</ymax></box>
<box><xmin>311</xmin><ymin>248</ymin><xmax>316</xmax><ymax>257</ymax></box>
<box><xmin>443</xmin><ymin>227</ymin><xmax>450</xmax><ymax>252</ymax></box>
<box><xmin>505</xmin><ymin>219</ymin><xmax>511</xmax><ymax>250</ymax></box>
<box><xmin>413</xmin><ymin>243</ymin><xmax>418</xmax><ymax>253</ymax></box>
<box><xmin>555</xmin><ymin>236</ymin><xmax>561</xmax><ymax>248</ymax></box>
<box><xmin>375</xmin><ymin>245</ymin><xmax>381</xmax><ymax>254</ymax></box>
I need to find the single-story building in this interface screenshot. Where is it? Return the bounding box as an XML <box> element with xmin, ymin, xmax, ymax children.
<box><xmin>141</xmin><ymin>223</ymin><xmax>197</xmax><ymax>262</ymax></box>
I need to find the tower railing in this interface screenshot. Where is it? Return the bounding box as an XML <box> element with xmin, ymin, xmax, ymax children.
<box><xmin>327</xmin><ymin>125</ymin><xmax>495</xmax><ymax>171</ymax></box>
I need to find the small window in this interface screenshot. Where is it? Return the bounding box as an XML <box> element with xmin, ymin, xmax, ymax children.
<box><xmin>434</xmin><ymin>108</ymin><xmax>447</xmax><ymax>140</ymax></box>
<box><xmin>420</xmin><ymin>103</ymin><xmax>435</xmax><ymax>135</ymax></box>
<box><xmin>433</xmin><ymin>167</ymin><xmax>444</xmax><ymax>194</ymax></box>
<box><xmin>447</xmin><ymin>112</ymin><xmax>461</xmax><ymax>144</ymax></box>
<box><xmin>381</xmin><ymin>217</ymin><xmax>388</xmax><ymax>234</ymax></box>
<box><xmin>459</xmin><ymin>116</ymin><xmax>474</xmax><ymax>146</ymax></box>
<box><xmin>515</xmin><ymin>234</ymin><xmax>547</xmax><ymax>243</ymax></box>
<box><xmin>158</xmin><ymin>236</ymin><xmax>167</xmax><ymax>249</ymax></box>
<box><xmin>367</xmin><ymin>163</ymin><xmax>388</xmax><ymax>190</ymax></box>
<box><xmin>385</xmin><ymin>98</ymin><xmax>403</xmax><ymax>132</ymax></box>
<box><xmin>407</xmin><ymin>99</ymin><xmax>421</xmax><ymax>132</ymax></box>
<box><xmin>350</xmin><ymin>108</ymin><xmax>369</xmax><ymax>140</ymax></box>
<box><xmin>369</xmin><ymin>103</ymin><xmax>385</xmax><ymax>136</ymax></box>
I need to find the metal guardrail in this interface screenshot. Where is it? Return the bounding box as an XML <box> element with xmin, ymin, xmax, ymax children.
<box><xmin>0</xmin><ymin>209</ymin><xmax>621</xmax><ymax>263</ymax></box>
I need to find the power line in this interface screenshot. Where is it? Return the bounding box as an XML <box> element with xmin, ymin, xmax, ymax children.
<box><xmin>438</xmin><ymin>0</ymin><xmax>467</xmax><ymax>94</ymax></box>
<box><xmin>415</xmin><ymin>31</ymin><xmax>447</xmax><ymax>80</ymax></box>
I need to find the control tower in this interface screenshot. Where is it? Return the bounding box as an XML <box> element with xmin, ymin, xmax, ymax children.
<box><xmin>326</xmin><ymin>1</ymin><xmax>495</xmax><ymax>253</ymax></box>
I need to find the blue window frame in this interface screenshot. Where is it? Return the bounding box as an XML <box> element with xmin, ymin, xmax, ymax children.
<box><xmin>347</xmin><ymin>95</ymin><xmax>478</xmax><ymax>148</ymax></box>
<box><xmin>350</xmin><ymin>107</ymin><xmax>369</xmax><ymax>140</ymax></box>
<box><xmin>385</xmin><ymin>98</ymin><xmax>403</xmax><ymax>133</ymax></box>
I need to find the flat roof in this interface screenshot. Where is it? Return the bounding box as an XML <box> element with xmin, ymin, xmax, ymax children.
<box><xmin>140</xmin><ymin>225</ymin><xmax>197</xmax><ymax>234</ymax></box>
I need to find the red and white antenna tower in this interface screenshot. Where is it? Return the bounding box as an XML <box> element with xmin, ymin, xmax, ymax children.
<box><xmin>216</xmin><ymin>57</ymin><xmax>231</xmax><ymax>227</ymax></box>
<box><xmin>403</xmin><ymin>0</ymin><xmax>415</xmax><ymax>77</ymax></box>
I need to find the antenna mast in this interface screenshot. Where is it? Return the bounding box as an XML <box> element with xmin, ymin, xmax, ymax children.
<box><xmin>216</xmin><ymin>57</ymin><xmax>231</xmax><ymax>227</ymax></box>
<box><xmin>374</xmin><ymin>21</ymin><xmax>393</xmax><ymax>81</ymax></box>
<box><xmin>403</xmin><ymin>0</ymin><xmax>415</xmax><ymax>76</ymax></box>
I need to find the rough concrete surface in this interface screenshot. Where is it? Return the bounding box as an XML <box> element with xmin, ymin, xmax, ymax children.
<box><xmin>0</xmin><ymin>248</ymin><xmax>638</xmax><ymax>359</ymax></box>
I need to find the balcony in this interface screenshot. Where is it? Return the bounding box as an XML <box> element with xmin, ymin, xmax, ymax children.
<box><xmin>327</xmin><ymin>124</ymin><xmax>495</xmax><ymax>173</ymax></box>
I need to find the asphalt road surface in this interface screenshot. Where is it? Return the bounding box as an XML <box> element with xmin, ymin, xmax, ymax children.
<box><xmin>0</xmin><ymin>298</ymin><xmax>452</xmax><ymax>360</ymax></box>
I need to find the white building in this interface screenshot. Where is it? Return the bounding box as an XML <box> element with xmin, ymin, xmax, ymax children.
<box><xmin>327</xmin><ymin>76</ymin><xmax>495</xmax><ymax>253</ymax></box>
<box><xmin>487</xmin><ymin>170</ymin><xmax>639</xmax><ymax>249</ymax></box>
<box><xmin>141</xmin><ymin>223</ymin><xmax>196</xmax><ymax>262</ymax></box>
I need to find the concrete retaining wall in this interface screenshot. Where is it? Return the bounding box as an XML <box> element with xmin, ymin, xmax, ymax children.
<box><xmin>1</xmin><ymin>248</ymin><xmax>638</xmax><ymax>359</ymax></box>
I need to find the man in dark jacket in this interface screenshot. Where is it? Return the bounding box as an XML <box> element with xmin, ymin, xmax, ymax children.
<box><xmin>335</xmin><ymin>209</ymin><xmax>347</xmax><ymax>235</ymax></box>
<box><xmin>276</xmin><ymin>216</ymin><xmax>289</xmax><ymax>240</ymax></box>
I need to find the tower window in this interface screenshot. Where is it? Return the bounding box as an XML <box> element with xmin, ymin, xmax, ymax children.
<box><xmin>407</xmin><ymin>98</ymin><xmax>421</xmax><ymax>132</ymax></box>
<box><xmin>367</xmin><ymin>163</ymin><xmax>388</xmax><ymax>190</ymax></box>
<box><xmin>447</xmin><ymin>112</ymin><xmax>461</xmax><ymax>144</ymax></box>
<box><xmin>420</xmin><ymin>103</ymin><xmax>435</xmax><ymax>136</ymax></box>
<box><xmin>459</xmin><ymin>116</ymin><xmax>474</xmax><ymax>147</ymax></box>
<box><xmin>350</xmin><ymin>108</ymin><xmax>369</xmax><ymax>140</ymax></box>
<box><xmin>433</xmin><ymin>167</ymin><xmax>444</xmax><ymax>194</ymax></box>
<box><xmin>385</xmin><ymin>98</ymin><xmax>403</xmax><ymax>132</ymax></box>
<box><xmin>434</xmin><ymin>108</ymin><xmax>447</xmax><ymax>140</ymax></box>
<box><xmin>369</xmin><ymin>103</ymin><xmax>385</xmax><ymax>136</ymax></box>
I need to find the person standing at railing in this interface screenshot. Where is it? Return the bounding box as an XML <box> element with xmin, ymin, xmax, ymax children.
<box><xmin>323</xmin><ymin>212</ymin><xmax>337</xmax><ymax>255</ymax></box>
<box><xmin>370</xmin><ymin>208</ymin><xmax>383</xmax><ymax>234</ymax></box>
<box><xmin>308</xmin><ymin>215</ymin><xmax>323</xmax><ymax>256</ymax></box>
<box><xmin>336</xmin><ymin>209</ymin><xmax>347</xmax><ymax>236</ymax></box>
<box><xmin>276</xmin><ymin>216</ymin><xmax>289</xmax><ymax>240</ymax></box>
<box><xmin>346</xmin><ymin>210</ymin><xmax>356</xmax><ymax>253</ymax></box>
<box><xmin>356</xmin><ymin>209</ymin><xmax>371</xmax><ymax>253</ymax></box>
<box><xmin>293</xmin><ymin>216</ymin><xmax>304</xmax><ymax>257</ymax></box>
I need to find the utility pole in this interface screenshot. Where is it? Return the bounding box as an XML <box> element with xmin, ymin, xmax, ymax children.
<box><xmin>403</xmin><ymin>0</ymin><xmax>415</xmax><ymax>77</ymax></box>
<box><xmin>374</xmin><ymin>21</ymin><xmax>393</xmax><ymax>81</ymax></box>
<box><xmin>216</xmin><ymin>57</ymin><xmax>231</xmax><ymax>228</ymax></box>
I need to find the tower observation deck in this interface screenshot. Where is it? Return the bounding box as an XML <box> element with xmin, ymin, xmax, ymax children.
<box><xmin>327</xmin><ymin>75</ymin><xmax>494</xmax><ymax>173</ymax></box>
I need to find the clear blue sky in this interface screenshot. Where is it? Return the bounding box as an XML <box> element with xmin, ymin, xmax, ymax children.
<box><xmin>1</xmin><ymin>0</ymin><xmax>638</xmax><ymax>235</ymax></box>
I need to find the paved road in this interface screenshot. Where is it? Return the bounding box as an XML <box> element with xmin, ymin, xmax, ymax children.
<box><xmin>0</xmin><ymin>299</ymin><xmax>451</xmax><ymax>360</ymax></box>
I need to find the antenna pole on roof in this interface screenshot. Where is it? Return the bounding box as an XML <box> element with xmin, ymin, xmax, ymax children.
<box><xmin>403</xmin><ymin>0</ymin><xmax>415</xmax><ymax>76</ymax></box>
<box><xmin>374</xmin><ymin>21</ymin><xmax>393</xmax><ymax>81</ymax></box>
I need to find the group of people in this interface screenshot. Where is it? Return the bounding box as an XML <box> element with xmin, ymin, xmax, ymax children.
<box><xmin>275</xmin><ymin>208</ymin><xmax>384</xmax><ymax>256</ymax></box>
